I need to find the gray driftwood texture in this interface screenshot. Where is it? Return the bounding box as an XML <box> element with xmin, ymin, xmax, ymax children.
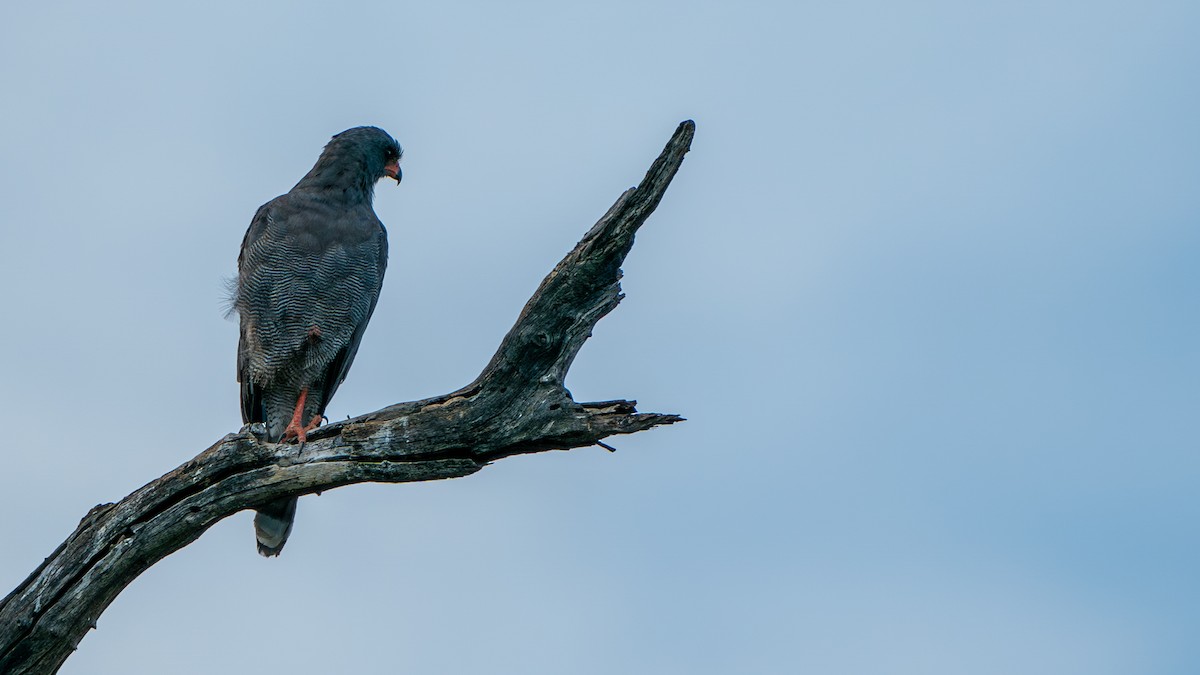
<box><xmin>0</xmin><ymin>121</ymin><xmax>694</xmax><ymax>675</ymax></box>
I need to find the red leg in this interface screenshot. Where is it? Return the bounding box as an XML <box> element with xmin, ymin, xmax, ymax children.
<box><xmin>281</xmin><ymin>388</ymin><xmax>310</xmax><ymax>443</ymax></box>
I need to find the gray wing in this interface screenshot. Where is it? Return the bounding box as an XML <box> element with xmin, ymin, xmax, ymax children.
<box><xmin>236</xmin><ymin>203</ymin><xmax>272</xmax><ymax>425</ymax></box>
<box><xmin>312</xmin><ymin>224</ymin><xmax>388</xmax><ymax>414</ymax></box>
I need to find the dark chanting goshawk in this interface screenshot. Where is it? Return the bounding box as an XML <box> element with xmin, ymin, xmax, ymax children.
<box><xmin>232</xmin><ymin>126</ymin><xmax>402</xmax><ymax>556</ymax></box>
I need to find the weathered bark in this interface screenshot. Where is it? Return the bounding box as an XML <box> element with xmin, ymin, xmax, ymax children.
<box><xmin>0</xmin><ymin>121</ymin><xmax>694</xmax><ymax>675</ymax></box>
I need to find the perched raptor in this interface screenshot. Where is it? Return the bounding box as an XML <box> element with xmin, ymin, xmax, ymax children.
<box><xmin>233</xmin><ymin>126</ymin><xmax>402</xmax><ymax>556</ymax></box>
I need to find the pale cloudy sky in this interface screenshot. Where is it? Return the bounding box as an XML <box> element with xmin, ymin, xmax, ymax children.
<box><xmin>1</xmin><ymin>1</ymin><xmax>1198</xmax><ymax>673</ymax></box>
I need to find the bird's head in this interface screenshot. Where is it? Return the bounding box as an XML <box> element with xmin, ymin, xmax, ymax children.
<box><xmin>294</xmin><ymin>126</ymin><xmax>404</xmax><ymax>199</ymax></box>
<box><xmin>326</xmin><ymin>126</ymin><xmax>403</xmax><ymax>185</ymax></box>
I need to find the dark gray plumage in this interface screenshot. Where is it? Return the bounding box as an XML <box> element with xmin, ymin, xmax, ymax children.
<box><xmin>233</xmin><ymin>126</ymin><xmax>402</xmax><ymax>556</ymax></box>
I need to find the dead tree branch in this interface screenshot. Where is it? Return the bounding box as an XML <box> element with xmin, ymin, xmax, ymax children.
<box><xmin>0</xmin><ymin>120</ymin><xmax>694</xmax><ymax>675</ymax></box>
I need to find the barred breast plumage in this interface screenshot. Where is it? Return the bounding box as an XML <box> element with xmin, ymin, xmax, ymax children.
<box><xmin>232</xmin><ymin>126</ymin><xmax>402</xmax><ymax>556</ymax></box>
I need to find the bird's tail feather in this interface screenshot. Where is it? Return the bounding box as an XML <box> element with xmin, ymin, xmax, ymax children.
<box><xmin>254</xmin><ymin>497</ymin><xmax>298</xmax><ymax>557</ymax></box>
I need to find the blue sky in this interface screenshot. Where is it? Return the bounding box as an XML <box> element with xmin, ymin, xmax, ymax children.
<box><xmin>1</xmin><ymin>1</ymin><xmax>1197</xmax><ymax>673</ymax></box>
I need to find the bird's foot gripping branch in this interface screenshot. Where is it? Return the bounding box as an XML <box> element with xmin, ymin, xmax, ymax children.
<box><xmin>0</xmin><ymin>120</ymin><xmax>694</xmax><ymax>675</ymax></box>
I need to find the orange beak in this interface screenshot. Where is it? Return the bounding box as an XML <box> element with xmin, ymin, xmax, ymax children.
<box><xmin>385</xmin><ymin>160</ymin><xmax>402</xmax><ymax>184</ymax></box>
